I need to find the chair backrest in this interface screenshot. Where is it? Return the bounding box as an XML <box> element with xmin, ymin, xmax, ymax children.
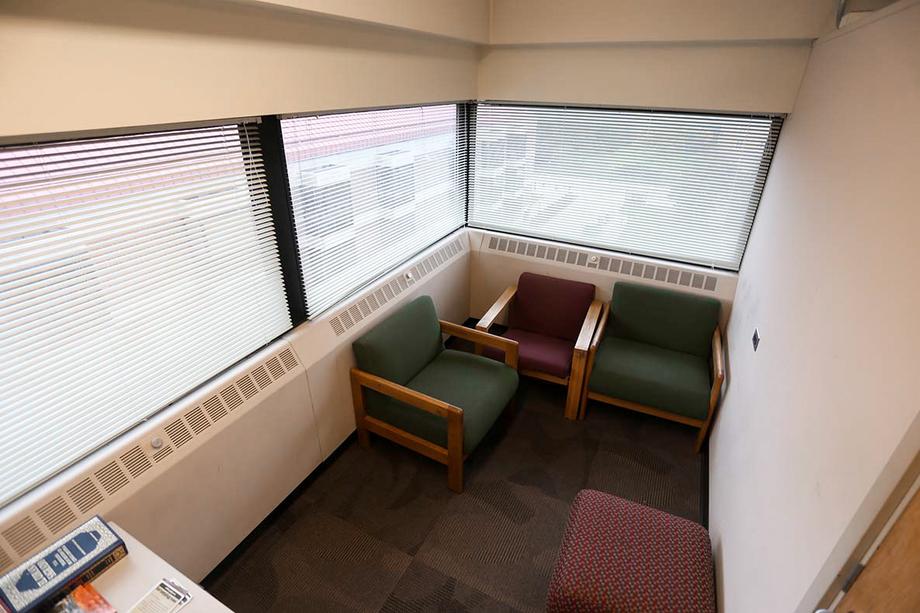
<box><xmin>352</xmin><ymin>295</ymin><xmax>443</xmax><ymax>384</ymax></box>
<box><xmin>510</xmin><ymin>272</ymin><xmax>596</xmax><ymax>342</ymax></box>
<box><xmin>609</xmin><ymin>282</ymin><xmax>720</xmax><ymax>358</ymax></box>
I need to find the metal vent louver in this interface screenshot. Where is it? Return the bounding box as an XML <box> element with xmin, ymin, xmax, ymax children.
<box><xmin>35</xmin><ymin>497</ymin><xmax>76</xmax><ymax>534</ymax></box>
<box><xmin>94</xmin><ymin>461</ymin><xmax>129</xmax><ymax>495</ymax></box>
<box><xmin>348</xmin><ymin>304</ymin><xmax>363</xmax><ymax>325</ymax></box>
<box><xmin>485</xmin><ymin>236</ymin><xmax>718</xmax><ymax>292</ymax></box>
<box><xmin>279</xmin><ymin>348</ymin><xmax>298</xmax><ymax>371</ymax></box>
<box><xmin>266</xmin><ymin>357</ymin><xmax>285</xmax><ymax>380</ymax></box>
<box><xmin>184</xmin><ymin>406</ymin><xmax>211</xmax><ymax>434</ymax></box>
<box><xmin>220</xmin><ymin>385</ymin><xmax>243</xmax><ymax>411</ymax></box>
<box><xmin>0</xmin><ymin>546</ymin><xmax>12</xmax><ymax>574</ymax></box>
<box><xmin>237</xmin><ymin>375</ymin><xmax>259</xmax><ymax>399</ymax></box>
<box><xmin>119</xmin><ymin>446</ymin><xmax>151</xmax><ymax>478</ymax></box>
<box><xmin>328</xmin><ymin>237</ymin><xmax>465</xmax><ymax>336</ymax></box>
<box><xmin>251</xmin><ymin>365</ymin><xmax>272</xmax><ymax>389</ymax></box>
<box><xmin>164</xmin><ymin>419</ymin><xmax>193</xmax><ymax>448</ymax></box>
<box><xmin>67</xmin><ymin>478</ymin><xmax>104</xmax><ymax>514</ymax></box>
<box><xmin>152</xmin><ymin>446</ymin><xmax>173</xmax><ymax>463</ymax></box>
<box><xmin>203</xmin><ymin>396</ymin><xmax>227</xmax><ymax>422</ymax></box>
<box><xmin>2</xmin><ymin>517</ymin><xmax>44</xmax><ymax>557</ymax></box>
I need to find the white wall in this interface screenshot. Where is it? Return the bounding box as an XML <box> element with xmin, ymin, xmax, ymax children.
<box><xmin>489</xmin><ymin>0</ymin><xmax>836</xmax><ymax>44</ymax></box>
<box><xmin>708</xmin><ymin>2</ymin><xmax>920</xmax><ymax>612</ymax></box>
<box><xmin>479</xmin><ymin>0</ymin><xmax>827</xmax><ymax>114</ymax></box>
<box><xmin>478</xmin><ymin>43</ymin><xmax>811</xmax><ymax>114</ymax></box>
<box><xmin>0</xmin><ymin>0</ymin><xmax>825</xmax><ymax>139</ymax></box>
<box><xmin>236</xmin><ymin>0</ymin><xmax>490</xmax><ymax>43</ymax></box>
<box><xmin>0</xmin><ymin>0</ymin><xmax>478</xmax><ymax>139</ymax></box>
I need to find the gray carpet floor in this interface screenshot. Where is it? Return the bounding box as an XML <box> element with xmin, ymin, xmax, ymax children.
<box><xmin>205</xmin><ymin>377</ymin><xmax>703</xmax><ymax>612</ymax></box>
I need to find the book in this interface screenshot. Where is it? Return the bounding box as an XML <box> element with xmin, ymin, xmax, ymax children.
<box><xmin>0</xmin><ymin>516</ymin><xmax>126</xmax><ymax>613</ymax></box>
<box><xmin>51</xmin><ymin>584</ymin><xmax>115</xmax><ymax>613</ymax></box>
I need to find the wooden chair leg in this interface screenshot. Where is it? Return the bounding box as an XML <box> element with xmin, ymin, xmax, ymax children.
<box><xmin>564</xmin><ymin>380</ymin><xmax>581</xmax><ymax>421</ymax></box>
<box><xmin>565</xmin><ymin>351</ymin><xmax>587</xmax><ymax>421</ymax></box>
<box><xmin>350</xmin><ymin>372</ymin><xmax>371</xmax><ymax>449</ymax></box>
<box><xmin>447</xmin><ymin>411</ymin><xmax>464</xmax><ymax>493</ymax></box>
<box><xmin>694</xmin><ymin>418</ymin><xmax>714</xmax><ymax>453</ymax></box>
<box><xmin>578</xmin><ymin>360</ymin><xmax>596</xmax><ymax>420</ymax></box>
<box><xmin>578</xmin><ymin>388</ymin><xmax>589</xmax><ymax>421</ymax></box>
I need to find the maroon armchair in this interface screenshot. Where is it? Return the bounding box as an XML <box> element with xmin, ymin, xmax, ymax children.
<box><xmin>477</xmin><ymin>272</ymin><xmax>602</xmax><ymax>419</ymax></box>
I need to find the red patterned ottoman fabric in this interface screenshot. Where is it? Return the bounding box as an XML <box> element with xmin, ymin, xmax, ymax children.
<box><xmin>546</xmin><ymin>490</ymin><xmax>715</xmax><ymax>613</ymax></box>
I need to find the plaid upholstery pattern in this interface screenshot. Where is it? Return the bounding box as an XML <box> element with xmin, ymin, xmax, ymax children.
<box><xmin>547</xmin><ymin>490</ymin><xmax>716</xmax><ymax>613</ymax></box>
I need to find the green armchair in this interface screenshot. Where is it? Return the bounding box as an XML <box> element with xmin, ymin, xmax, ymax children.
<box><xmin>580</xmin><ymin>282</ymin><xmax>724</xmax><ymax>452</ymax></box>
<box><xmin>350</xmin><ymin>295</ymin><xmax>519</xmax><ymax>492</ymax></box>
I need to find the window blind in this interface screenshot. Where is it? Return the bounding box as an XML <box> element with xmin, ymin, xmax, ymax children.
<box><xmin>0</xmin><ymin>123</ymin><xmax>291</xmax><ymax>506</ymax></box>
<box><xmin>280</xmin><ymin>104</ymin><xmax>467</xmax><ymax>317</ymax></box>
<box><xmin>469</xmin><ymin>104</ymin><xmax>782</xmax><ymax>270</ymax></box>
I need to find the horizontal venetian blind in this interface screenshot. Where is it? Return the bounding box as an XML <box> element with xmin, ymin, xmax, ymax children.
<box><xmin>0</xmin><ymin>123</ymin><xmax>292</xmax><ymax>506</ymax></box>
<box><xmin>469</xmin><ymin>104</ymin><xmax>782</xmax><ymax>270</ymax></box>
<box><xmin>281</xmin><ymin>104</ymin><xmax>467</xmax><ymax>317</ymax></box>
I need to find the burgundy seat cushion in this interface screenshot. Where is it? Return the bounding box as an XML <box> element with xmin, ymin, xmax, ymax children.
<box><xmin>511</xmin><ymin>272</ymin><xmax>596</xmax><ymax>342</ymax></box>
<box><xmin>483</xmin><ymin>328</ymin><xmax>575</xmax><ymax>379</ymax></box>
<box><xmin>547</xmin><ymin>490</ymin><xmax>716</xmax><ymax>613</ymax></box>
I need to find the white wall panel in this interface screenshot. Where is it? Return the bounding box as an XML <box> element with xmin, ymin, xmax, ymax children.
<box><xmin>478</xmin><ymin>43</ymin><xmax>811</xmax><ymax>114</ymax></box>
<box><xmin>708</xmin><ymin>3</ymin><xmax>920</xmax><ymax>611</ymax></box>
<box><xmin>0</xmin><ymin>0</ymin><xmax>478</xmax><ymax>139</ymax></box>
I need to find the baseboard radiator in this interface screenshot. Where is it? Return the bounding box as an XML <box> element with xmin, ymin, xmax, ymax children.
<box><xmin>0</xmin><ymin>340</ymin><xmax>322</xmax><ymax>581</ymax></box>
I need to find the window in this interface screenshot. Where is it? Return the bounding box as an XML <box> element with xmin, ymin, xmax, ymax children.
<box><xmin>280</xmin><ymin>104</ymin><xmax>467</xmax><ymax>317</ymax></box>
<box><xmin>0</xmin><ymin>123</ymin><xmax>291</xmax><ymax>506</ymax></box>
<box><xmin>469</xmin><ymin>104</ymin><xmax>782</xmax><ymax>270</ymax></box>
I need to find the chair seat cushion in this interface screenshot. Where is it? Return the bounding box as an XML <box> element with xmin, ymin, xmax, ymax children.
<box><xmin>366</xmin><ymin>349</ymin><xmax>518</xmax><ymax>454</ymax></box>
<box><xmin>484</xmin><ymin>328</ymin><xmax>575</xmax><ymax>379</ymax></box>
<box><xmin>588</xmin><ymin>337</ymin><xmax>710</xmax><ymax>421</ymax></box>
<box><xmin>547</xmin><ymin>490</ymin><xmax>715</xmax><ymax>613</ymax></box>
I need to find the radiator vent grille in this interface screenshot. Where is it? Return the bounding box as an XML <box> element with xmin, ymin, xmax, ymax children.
<box><xmin>0</xmin><ymin>546</ymin><xmax>11</xmax><ymax>574</ymax></box>
<box><xmin>220</xmin><ymin>385</ymin><xmax>243</xmax><ymax>411</ymax></box>
<box><xmin>35</xmin><ymin>497</ymin><xmax>76</xmax><ymax>534</ymax></box>
<box><xmin>164</xmin><ymin>419</ymin><xmax>193</xmax><ymax>448</ymax></box>
<box><xmin>95</xmin><ymin>461</ymin><xmax>129</xmax><ymax>495</ymax></box>
<box><xmin>279</xmin><ymin>348</ymin><xmax>299</xmax><ymax>371</ymax></box>
<box><xmin>252</xmin><ymin>365</ymin><xmax>272</xmax><ymax>389</ymax></box>
<box><xmin>119</xmin><ymin>446</ymin><xmax>151</xmax><ymax>478</ymax></box>
<box><xmin>0</xmin><ymin>346</ymin><xmax>295</xmax><ymax>569</ymax></box>
<box><xmin>203</xmin><ymin>396</ymin><xmax>227</xmax><ymax>422</ymax></box>
<box><xmin>152</xmin><ymin>445</ymin><xmax>174</xmax><ymax>463</ymax></box>
<box><xmin>237</xmin><ymin>375</ymin><xmax>259</xmax><ymax>399</ymax></box>
<box><xmin>185</xmin><ymin>406</ymin><xmax>211</xmax><ymax>434</ymax></box>
<box><xmin>2</xmin><ymin>517</ymin><xmax>44</xmax><ymax>557</ymax></box>
<box><xmin>266</xmin><ymin>357</ymin><xmax>285</xmax><ymax>380</ymax></box>
<box><xmin>329</xmin><ymin>237</ymin><xmax>464</xmax><ymax>336</ymax></box>
<box><xmin>485</xmin><ymin>235</ymin><xmax>719</xmax><ymax>292</ymax></box>
<box><xmin>67</xmin><ymin>478</ymin><xmax>104</xmax><ymax>514</ymax></box>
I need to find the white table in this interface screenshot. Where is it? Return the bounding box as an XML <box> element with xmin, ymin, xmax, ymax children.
<box><xmin>92</xmin><ymin>523</ymin><xmax>232</xmax><ymax>612</ymax></box>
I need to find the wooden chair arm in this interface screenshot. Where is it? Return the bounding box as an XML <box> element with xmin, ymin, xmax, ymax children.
<box><xmin>574</xmin><ymin>299</ymin><xmax>604</xmax><ymax>353</ymax></box>
<box><xmin>588</xmin><ymin>302</ymin><xmax>610</xmax><ymax>355</ymax></box>
<box><xmin>350</xmin><ymin>368</ymin><xmax>461</xmax><ymax>419</ymax></box>
<box><xmin>695</xmin><ymin>326</ymin><xmax>727</xmax><ymax>452</ymax></box>
<box><xmin>711</xmin><ymin>327</ymin><xmax>725</xmax><ymax>388</ymax></box>
<box><xmin>440</xmin><ymin>320</ymin><xmax>519</xmax><ymax>369</ymax></box>
<box><xmin>476</xmin><ymin>284</ymin><xmax>517</xmax><ymax>332</ymax></box>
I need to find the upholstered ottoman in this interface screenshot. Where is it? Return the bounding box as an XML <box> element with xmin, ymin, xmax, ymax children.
<box><xmin>547</xmin><ymin>490</ymin><xmax>715</xmax><ymax>613</ymax></box>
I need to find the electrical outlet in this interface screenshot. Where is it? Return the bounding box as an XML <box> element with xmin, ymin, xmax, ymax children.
<box><xmin>752</xmin><ymin>328</ymin><xmax>760</xmax><ymax>351</ymax></box>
